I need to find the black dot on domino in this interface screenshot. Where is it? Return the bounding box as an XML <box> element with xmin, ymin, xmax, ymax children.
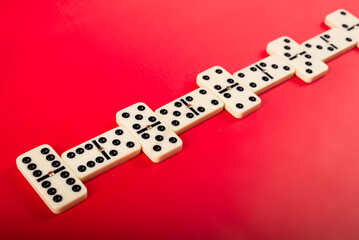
<box><xmin>197</xmin><ymin>107</ymin><xmax>205</xmax><ymax>112</ymax></box>
<box><xmin>250</xmin><ymin>82</ymin><xmax>257</xmax><ymax>87</ymax></box>
<box><xmin>142</xmin><ymin>133</ymin><xmax>150</xmax><ymax>139</ymax></box>
<box><xmin>96</xmin><ymin>156</ymin><xmax>104</xmax><ymax>163</ymax></box>
<box><xmin>199</xmin><ymin>89</ymin><xmax>207</xmax><ymax>94</ymax></box>
<box><xmin>67</xmin><ymin>152</ymin><xmax>75</xmax><ymax>159</ymax></box>
<box><xmin>236</xmin><ymin>103</ymin><xmax>244</xmax><ymax>109</ymax></box>
<box><xmin>305</xmin><ymin>43</ymin><xmax>312</xmax><ymax>48</ymax></box>
<box><xmin>260</xmin><ymin>62</ymin><xmax>266</xmax><ymax>67</ymax></box>
<box><xmin>41</xmin><ymin>148</ymin><xmax>50</xmax><ymax>155</ymax></box>
<box><xmin>28</xmin><ymin>163</ymin><xmax>36</xmax><ymax>170</ymax></box>
<box><xmin>72</xmin><ymin>185</ymin><xmax>82</xmax><ymax>192</ymax></box>
<box><xmin>42</xmin><ymin>181</ymin><xmax>51</xmax><ymax>188</ymax></box>
<box><xmin>250</xmin><ymin>67</ymin><xmax>257</xmax><ymax>72</ymax></box>
<box><xmin>174</xmin><ymin>102</ymin><xmax>182</xmax><ymax>107</ymax></box>
<box><xmin>155</xmin><ymin>135</ymin><xmax>163</xmax><ymax>141</ymax></box>
<box><xmin>283</xmin><ymin>66</ymin><xmax>290</xmax><ymax>71</ymax></box>
<box><xmin>85</xmin><ymin>144</ymin><xmax>93</xmax><ymax>150</ymax></box>
<box><xmin>115</xmin><ymin>129</ymin><xmax>123</xmax><ymax>135</ymax></box>
<box><xmin>153</xmin><ymin>145</ymin><xmax>162</xmax><ymax>152</ymax></box>
<box><xmin>328</xmin><ymin>47</ymin><xmax>334</xmax><ymax>51</ymax></box>
<box><xmin>109</xmin><ymin>150</ymin><xmax>118</xmax><ymax>156</ymax></box>
<box><xmin>186</xmin><ymin>113</ymin><xmax>194</xmax><ymax>118</ymax></box>
<box><xmin>342</xmin><ymin>24</ymin><xmax>348</xmax><ymax>28</ymax></box>
<box><xmin>305</xmin><ymin>54</ymin><xmax>311</xmax><ymax>59</ymax></box>
<box><xmin>214</xmin><ymin>85</ymin><xmax>221</xmax><ymax>90</ymax></box>
<box><xmin>137</xmin><ymin>105</ymin><xmax>145</xmax><ymax>111</ymax></box>
<box><xmin>284</xmin><ymin>38</ymin><xmax>290</xmax><ymax>43</ymax></box>
<box><xmin>203</xmin><ymin>75</ymin><xmax>210</xmax><ymax>80</ymax></box>
<box><xmin>33</xmin><ymin>170</ymin><xmax>42</xmax><ymax>177</ymax></box>
<box><xmin>211</xmin><ymin>100</ymin><xmax>219</xmax><ymax>105</ymax></box>
<box><xmin>126</xmin><ymin>142</ymin><xmax>135</xmax><ymax>148</ymax></box>
<box><xmin>112</xmin><ymin>139</ymin><xmax>121</xmax><ymax>146</ymax></box>
<box><xmin>52</xmin><ymin>161</ymin><xmax>60</xmax><ymax>168</ymax></box>
<box><xmin>272</xmin><ymin>64</ymin><xmax>278</xmax><ymax>69</ymax></box>
<box><xmin>22</xmin><ymin>157</ymin><xmax>31</xmax><ymax>164</ymax></box>
<box><xmin>61</xmin><ymin>171</ymin><xmax>69</xmax><ymax>178</ymax></box>
<box><xmin>227</xmin><ymin>78</ymin><xmax>234</xmax><ymax>84</ymax></box>
<box><xmin>148</xmin><ymin>116</ymin><xmax>156</xmax><ymax>122</ymax></box>
<box><xmin>46</xmin><ymin>154</ymin><xmax>55</xmax><ymax>161</ymax></box>
<box><xmin>76</xmin><ymin>148</ymin><xmax>84</xmax><ymax>154</ymax></box>
<box><xmin>224</xmin><ymin>93</ymin><xmax>231</xmax><ymax>98</ymax></box>
<box><xmin>186</xmin><ymin>96</ymin><xmax>193</xmax><ymax>102</ymax></box>
<box><xmin>172</xmin><ymin>120</ymin><xmax>180</xmax><ymax>126</ymax></box>
<box><xmin>47</xmin><ymin>188</ymin><xmax>56</xmax><ymax>195</ymax></box>
<box><xmin>53</xmin><ymin>195</ymin><xmax>63</xmax><ymax>203</ymax></box>
<box><xmin>160</xmin><ymin>109</ymin><xmax>168</xmax><ymax>115</ymax></box>
<box><xmin>99</xmin><ymin>137</ymin><xmax>107</xmax><ymax>143</ymax></box>
<box><xmin>305</xmin><ymin>61</ymin><xmax>312</xmax><ymax>66</ymax></box>
<box><xmin>86</xmin><ymin>161</ymin><xmax>95</xmax><ymax>168</ymax></box>
<box><xmin>133</xmin><ymin>124</ymin><xmax>141</xmax><ymax>130</ymax></box>
<box><xmin>67</xmin><ymin>178</ymin><xmax>75</xmax><ymax>185</ymax></box>
<box><xmin>237</xmin><ymin>86</ymin><xmax>244</xmax><ymax>92</ymax></box>
<box><xmin>340</xmin><ymin>11</ymin><xmax>347</xmax><ymax>15</ymax></box>
<box><xmin>249</xmin><ymin>96</ymin><xmax>257</xmax><ymax>102</ymax></box>
<box><xmin>262</xmin><ymin>76</ymin><xmax>269</xmax><ymax>82</ymax></box>
<box><xmin>324</xmin><ymin>34</ymin><xmax>330</xmax><ymax>39</ymax></box>
<box><xmin>284</xmin><ymin>53</ymin><xmax>291</xmax><ymax>57</ymax></box>
<box><xmin>306</xmin><ymin>69</ymin><xmax>313</xmax><ymax>74</ymax></box>
<box><xmin>316</xmin><ymin>45</ymin><xmax>323</xmax><ymax>50</ymax></box>
<box><xmin>122</xmin><ymin>112</ymin><xmax>130</xmax><ymax>118</ymax></box>
<box><xmin>158</xmin><ymin>125</ymin><xmax>165</xmax><ymax>131</ymax></box>
<box><xmin>284</xmin><ymin>46</ymin><xmax>291</xmax><ymax>50</ymax></box>
<box><xmin>78</xmin><ymin>165</ymin><xmax>86</xmax><ymax>172</ymax></box>
<box><xmin>135</xmin><ymin>114</ymin><xmax>143</xmax><ymax>120</ymax></box>
<box><xmin>173</xmin><ymin>111</ymin><xmax>181</xmax><ymax>117</ymax></box>
<box><xmin>169</xmin><ymin>137</ymin><xmax>177</xmax><ymax>143</ymax></box>
<box><xmin>237</xmin><ymin>73</ymin><xmax>245</xmax><ymax>78</ymax></box>
<box><xmin>215</xmin><ymin>69</ymin><xmax>222</xmax><ymax>74</ymax></box>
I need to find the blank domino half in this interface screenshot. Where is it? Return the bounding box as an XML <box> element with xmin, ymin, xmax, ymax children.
<box><xmin>16</xmin><ymin>145</ymin><xmax>87</xmax><ymax>214</ymax></box>
<box><xmin>116</xmin><ymin>102</ymin><xmax>183</xmax><ymax>163</ymax></box>
<box><xmin>62</xmin><ymin>127</ymin><xmax>141</xmax><ymax>182</ymax></box>
<box><xmin>325</xmin><ymin>9</ymin><xmax>359</xmax><ymax>47</ymax></box>
<box><xmin>233</xmin><ymin>55</ymin><xmax>295</xmax><ymax>95</ymax></box>
<box><xmin>196</xmin><ymin>66</ymin><xmax>261</xmax><ymax>118</ymax></box>
<box><xmin>301</xmin><ymin>28</ymin><xmax>357</xmax><ymax>62</ymax></box>
<box><xmin>155</xmin><ymin>88</ymin><xmax>224</xmax><ymax>134</ymax></box>
<box><xmin>267</xmin><ymin>36</ymin><xmax>329</xmax><ymax>83</ymax></box>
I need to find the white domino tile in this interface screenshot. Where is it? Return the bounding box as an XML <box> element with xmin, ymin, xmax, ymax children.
<box><xmin>116</xmin><ymin>102</ymin><xmax>182</xmax><ymax>163</ymax></box>
<box><xmin>155</xmin><ymin>88</ymin><xmax>224</xmax><ymax>134</ymax></box>
<box><xmin>301</xmin><ymin>28</ymin><xmax>357</xmax><ymax>62</ymax></box>
<box><xmin>16</xmin><ymin>144</ymin><xmax>87</xmax><ymax>214</ymax></box>
<box><xmin>233</xmin><ymin>55</ymin><xmax>295</xmax><ymax>95</ymax></box>
<box><xmin>267</xmin><ymin>36</ymin><xmax>329</xmax><ymax>83</ymax></box>
<box><xmin>62</xmin><ymin>127</ymin><xmax>141</xmax><ymax>182</ymax></box>
<box><xmin>196</xmin><ymin>66</ymin><xmax>261</xmax><ymax>118</ymax></box>
<box><xmin>325</xmin><ymin>9</ymin><xmax>359</xmax><ymax>47</ymax></box>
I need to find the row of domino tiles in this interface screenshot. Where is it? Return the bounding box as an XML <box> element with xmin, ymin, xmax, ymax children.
<box><xmin>16</xmin><ymin>9</ymin><xmax>359</xmax><ymax>214</ymax></box>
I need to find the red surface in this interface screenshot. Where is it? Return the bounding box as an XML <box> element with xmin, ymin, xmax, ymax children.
<box><xmin>2</xmin><ymin>1</ymin><xmax>359</xmax><ymax>239</ymax></box>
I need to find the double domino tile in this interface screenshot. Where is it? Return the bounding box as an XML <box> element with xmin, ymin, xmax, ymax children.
<box><xmin>16</xmin><ymin>145</ymin><xmax>87</xmax><ymax>214</ymax></box>
<box><xmin>16</xmin><ymin>9</ymin><xmax>359</xmax><ymax>214</ymax></box>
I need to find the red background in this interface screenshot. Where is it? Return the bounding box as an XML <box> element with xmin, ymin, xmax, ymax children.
<box><xmin>2</xmin><ymin>1</ymin><xmax>359</xmax><ymax>239</ymax></box>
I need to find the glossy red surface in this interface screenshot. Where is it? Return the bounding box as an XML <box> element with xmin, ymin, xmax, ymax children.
<box><xmin>2</xmin><ymin>1</ymin><xmax>359</xmax><ymax>239</ymax></box>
